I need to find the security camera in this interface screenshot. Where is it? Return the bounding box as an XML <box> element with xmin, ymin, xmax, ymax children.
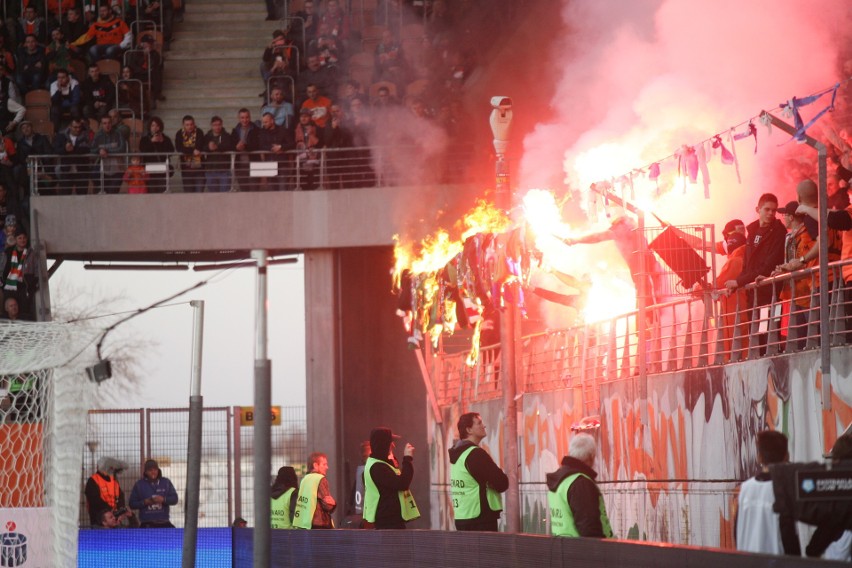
<box><xmin>490</xmin><ymin>96</ymin><xmax>512</xmax><ymax>110</ymax></box>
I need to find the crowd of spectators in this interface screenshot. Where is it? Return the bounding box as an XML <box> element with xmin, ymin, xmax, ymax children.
<box><xmin>0</xmin><ymin>0</ymin><xmax>512</xmax><ymax>320</ymax></box>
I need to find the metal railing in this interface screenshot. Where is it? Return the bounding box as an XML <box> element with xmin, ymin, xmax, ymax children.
<box><xmin>79</xmin><ymin>405</ymin><xmax>306</xmax><ymax>528</ymax></box>
<box><xmin>435</xmin><ymin>260</ymin><xmax>852</xmax><ymax>408</ymax></box>
<box><xmin>29</xmin><ymin>143</ymin><xmax>480</xmax><ymax>194</ymax></box>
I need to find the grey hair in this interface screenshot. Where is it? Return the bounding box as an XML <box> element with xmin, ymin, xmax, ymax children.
<box><xmin>568</xmin><ymin>433</ymin><xmax>597</xmax><ymax>464</ymax></box>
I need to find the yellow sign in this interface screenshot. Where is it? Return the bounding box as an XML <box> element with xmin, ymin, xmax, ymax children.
<box><xmin>240</xmin><ymin>406</ymin><xmax>281</xmax><ymax>426</ymax></box>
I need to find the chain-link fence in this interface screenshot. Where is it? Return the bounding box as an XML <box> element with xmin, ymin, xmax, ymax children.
<box><xmin>79</xmin><ymin>405</ymin><xmax>306</xmax><ymax>528</ymax></box>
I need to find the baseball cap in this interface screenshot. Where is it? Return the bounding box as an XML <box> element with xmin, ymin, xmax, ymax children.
<box><xmin>777</xmin><ymin>201</ymin><xmax>800</xmax><ymax>216</ymax></box>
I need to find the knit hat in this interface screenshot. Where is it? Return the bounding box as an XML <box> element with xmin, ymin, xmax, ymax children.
<box><xmin>144</xmin><ymin>459</ymin><xmax>159</xmax><ymax>471</ymax></box>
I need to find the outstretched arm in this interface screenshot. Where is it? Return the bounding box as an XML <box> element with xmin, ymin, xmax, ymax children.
<box><xmin>562</xmin><ymin>229</ymin><xmax>615</xmax><ymax>246</ymax></box>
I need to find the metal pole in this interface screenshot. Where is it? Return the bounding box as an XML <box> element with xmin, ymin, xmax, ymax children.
<box><xmin>182</xmin><ymin>300</ymin><xmax>205</xmax><ymax>568</ymax></box>
<box><xmin>759</xmin><ymin>111</ymin><xmax>831</xmax><ymax>410</ymax></box>
<box><xmin>490</xmin><ymin>97</ymin><xmax>520</xmax><ymax>533</ymax></box>
<box><xmin>252</xmin><ymin>250</ymin><xmax>272</xmax><ymax>568</ymax></box>
<box><xmin>817</xmin><ymin>143</ymin><xmax>831</xmax><ymax>410</ymax></box>
<box><xmin>495</xmin><ymin>152</ymin><xmax>520</xmax><ymax>534</ymax></box>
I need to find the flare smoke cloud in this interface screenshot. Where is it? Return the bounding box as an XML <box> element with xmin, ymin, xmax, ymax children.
<box><xmin>520</xmin><ymin>0</ymin><xmax>851</xmax><ymax>226</ymax></box>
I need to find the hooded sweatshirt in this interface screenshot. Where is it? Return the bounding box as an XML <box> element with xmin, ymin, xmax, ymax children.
<box><xmin>545</xmin><ymin>456</ymin><xmax>607</xmax><ymax>538</ymax></box>
<box><xmin>447</xmin><ymin>439</ymin><xmax>508</xmax><ymax>523</ymax></box>
<box><xmin>129</xmin><ymin>464</ymin><xmax>179</xmax><ymax>524</ymax></box>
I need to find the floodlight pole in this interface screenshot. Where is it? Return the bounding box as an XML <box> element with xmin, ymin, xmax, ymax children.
<box><xmin>252</xmin><ymin>249</ymin><xmax>272</xmax><ymax>567</ymax></box>
<box><xmin>182</xmin><ymin>300</ymin><xmax>204</xmax><ymax>568</ymax></box>
<box><xmin>490</xmin><ymin>97</ymin><xmax>520</xmax><ymax>533</ymax></box>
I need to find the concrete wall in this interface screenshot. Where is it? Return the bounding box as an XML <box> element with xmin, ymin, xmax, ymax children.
<box><xmin>429</xmin><ymin>348</ymin><xmax>852</xmax><ymax>547</ymax></box>
<box><xmin>31</xmin><ymin>184</ymin><xmax>481</xmax><ymax>259</ymax></box>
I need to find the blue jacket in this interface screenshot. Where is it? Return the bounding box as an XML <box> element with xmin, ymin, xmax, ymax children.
<box><xmin>129</xmin><ymin>473</ymin><xmax>179</xmax><ymax>523</ymax></box>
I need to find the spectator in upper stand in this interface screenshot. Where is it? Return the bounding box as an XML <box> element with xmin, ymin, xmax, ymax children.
<box><xmin>60</xmin><ymin>7</ymin><xmax>90</xmax><ymax>59</ymax></box>
<box><xmin>0</xmin><ymin>80</ymin><xmax>25</xmax><ymax>136</ymax></box>
<box><xmin>138</xmin><ymin>116</ymin><xmax>174</xmax><ymax>194</ymax></box>
<box><xmin>265</xmin><ymin>0</ymin><xmax>283</xmax><ymax>21</ymax></box>
<box><xmin>261</xmin><ymin>87</ymin><xmax>295</xmax><ymax>130</ymax></box>
<box><xmin>53</xmin><ymin>117</ymin><xmax>93</xmax><ymax>195</ymax></box>
<box><xmin>310</xmin><ymin>22</ymin><xmax>342</xmax><ymax>71</ymax></box>
<box><xmin>232</xmin><ymin>108</ymin><xmax>259</xmax><ymax>192</ymax></box>
<box><xmin>300</xmin><ymin>83</ymin><xmax>332</xmax><ymax>129</ymax></box>
<box><xmin>72</xmin><ymin>4</ymin><xmax>132</xmax><ymax>63</ymax></box>
<box><xmin>372</xmin><ymin>85</ymin><xmax>398</xmax><ymax>109</ymax></box>
<box><xmin>0</xmin><ymin>185</ymin><xmax>24</xmax><ymax>234</ymax></box>
<box><xmin>139</xmin><ymin>0</ymin><xmax>174</xmax><ymax>48</ymax></box>
<box><xmin>91</xmin><ymin>114</ymin><xmax>127</xmax><ymax>194</ymax></box>
<box><xmin>49</xmin><ymin>68</ymin><xmax>81</xmax><ymax>131</ymax></box>
<box><xmin>0</xmin><ymin>132</ymin><xmax>17</xmax><ymax>198</ymax></box>
<box><xmin>117</xmin><ymin>65</ymin><xmax>146</xmax><ymax>118</ymax></box>
<box><xmin>260</xmin><ymin>30</ymin><xmax>293</xmax><ymax>101</ymax></box>
<box><xmin>339</xmin><ymin>79</ymin><xmax>366</xmax><ymax>111</ymax></box>
<box><xmin>17</xmin><ymin>6</ymin><xmax>48</xmax><ymax>47</ymax></box>
<box><xmin>323</xmin><ymin>104</ymin><xmax>353</xmax><ymax>189</ymax></box>
<box><xmin>175</xmin><ymin>115</ymin><xmax>205</xmax><ymax>193</ymax></box>
<box><xmin>725</xmin><ymin>193</ymin><xmax>786</xmax><ymax>308</ymax></box>
<box><xmin>2</xmin><ymin>296</ymin><xmax>21</xmax><ymax>321</ymax></box>
<box><xmin>45</xmin><ymin>28</ymin><xmax>73</xmax><ymax>81</ymax></box>
<box><xmin>15</xmin><ymin>35</ymin><xmax>47</xmax><ymax>96</ymax></box>
<box><xmin>15</xmin><ymin>121</ymin><xmax>50</xmax><ymax>196</ymax></box>
<box><xmin>347</xmin><ymin>97</ymin><xmax>371</xmax><ymax>146</ymax></box>
<box><xmin>109</xmin><ymin>108</ymin><xmax>130</xmax><ymax>142</ymax></box>
<box><xmin>81</xmin><ymin>63</ymin><xmax>115</xmax><ymax>121</ymax></box>
<box><xmin>0</xmin><ymin>62</ymin><xmax>21</xmax><ymax>106</ymax></box>
<box><xmin>202</xmin><ymin>115</ymin><xmax>235</xmax><ymax>193</ymax></box>
<box><xmin>289</xmin><ymin>0</ymin><xmax>318</xmax><ymax>50</ymax></box>
<box><xmin>319</xmin><ymin>0</ymin><xmax>349</xmax><ymax>44</ymax></box>
<box><xmin>0</xmin><ymin>227</ymin><xmax>37</xmax><ymax>318</ymax></box>
<box><xmin>0</xmin><ymin>37</ymin><xmax>15</xmax><ymax>80</ymax></box>
<box><xmin>294</xmin><ymin>108</ymin><xmax>321</xmax><ymax>190</ymax></box>
<box><xmin>323</xmin><ymin>104</ymin><xmax>352</xmax><ymax>148</ymax></box>
<box><xmin>257</xmin><ymin>111</ymin><xmax>292</xmax><ymax>191</ymax></box>
<box><xmin>296</xmin><ymin>55</ymin><xmax>336</xmax><ymax>109</ymax></box>
<box><xmin>127</xmin><ymin>36</ymin><xmax>164</xmax><ymax>104</ymax></box>
<box><xmin>122</xmin><ymin>154</ymin><xmax>148</xmax><ymax>194</ymax></box>
<box><xmin>374</xmin><ymin>29</ymin><xmax>406</xmax><ymax>87</ymax></box>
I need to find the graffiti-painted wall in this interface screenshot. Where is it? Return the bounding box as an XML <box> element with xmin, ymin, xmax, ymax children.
<box><xmin>429</xmin><ymin>347</ymin><xmax>852</xmax><ymax>547</ymax></box>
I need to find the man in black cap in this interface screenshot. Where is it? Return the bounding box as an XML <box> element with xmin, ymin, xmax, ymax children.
<box><xmin>363</xmin><ymin>427</ymin><xmax>418</xmax><ymax>529</ymax></box>
<box><xmin>129</xmin><ymin>459</ymin><xmax>179</xmax><ymax>528</ymax></box>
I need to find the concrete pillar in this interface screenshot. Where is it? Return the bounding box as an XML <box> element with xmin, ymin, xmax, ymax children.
<box><xmin>303</xmin><ymin>247</ymin><xmax>429</xmax><ymax>526</ymax></box>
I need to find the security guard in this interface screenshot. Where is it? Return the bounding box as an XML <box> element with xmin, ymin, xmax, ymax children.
<box><xmin>449</xmin><ymin>412</ymin><xmax>508</xmax><ymax>531</ymax></box>
<box><xmin>546</xmin><ymin>433</ymin><xmax>613</xmax><ymax>538</ymax></box>
<box><xmin>271</xmin><ymin>466</ymin><xmax>299</xmax><ymax>529</ymax></box>
<box><xmin>363</xmin><ymin>427</ymin><xmax>419</xmax><ymax>529</ymax></box>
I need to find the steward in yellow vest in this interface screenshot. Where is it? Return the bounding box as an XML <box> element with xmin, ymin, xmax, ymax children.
<box><xmin>546</xmin><ymin>433</ymin><xmax>613</xmax><ymax>538</ymax></box>
<box><xmin>363</xmin><ymin>427</ymin><xmax>419</xmax><ymax>529</ymax></box>
<box><xmin>293</xmin><ymin>452</ymin><xmax>336</xmax><ymax>529</ymax></box>
<box><xmin>271</xmin><ymin>466</ymin><xmax>299</xmax><ymax>529</ymax></box>
<box><xmin>449</xmin><ymin>412</ymin><xmax>508</xmax><ymax>531</ymax></box>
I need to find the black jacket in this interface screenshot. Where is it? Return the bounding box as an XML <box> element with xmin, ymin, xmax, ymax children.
<box><xmin>448</xmin><ymin>440</ymin><xmax>508</xmax><ymax>524</ymax></box>
<box><xmin>736</xmin><ymin>218</ymin><xmax>786</xmax><ymax>305</ymax></box>
<box><xmin>546</xmin><ymin>456</ymin><xmax>606</xmax><ymax>537</ymax></box>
